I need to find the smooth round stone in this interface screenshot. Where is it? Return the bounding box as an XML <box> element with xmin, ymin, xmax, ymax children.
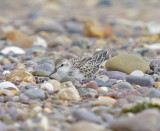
<box><xmin>72</xmin><ymin>109</ymin><xmax>103</xmax><ymax>123</ymax></box>
<box><xmin>67</xmin><ymin>121</ymin><xmax>103</xmax><ymax>131</ymax></box>
<box><xmin>58</xmin><ymin>87</ymin><xmax>81</xmax><ymax>101</ymax></box>
<box><xmin>130</xmin><ymin>70</ymin><xmax>144</xmax><ymax>77</ymax></box>
<box><xmin>65</xmin><ymin>22</ymin><xmax>82</xmax><ymax>34</ymax></box>
<box><xmin>105</xmin><ymin>54</ymin><xmax>150</xmax><ymax>74</ymax></box>
<box><xmin>112</xmin><ymin>82</ymin><xmax>134</xmax><ymax>91</ymax></box>
<box><xmin>58</xmin><ymin>81</ymin><xmax>80</xmax><ymax>100</ymax></box>
<box><xmin>1</xmin><ymin>46</ymin><xmax>25</xmax><ymax>55</ymax></box>
<box><xmin>126</xmin><ymin>75</ymin><xmax>154</xmax><ymax>86</ymax></box>
<box><xmin>3</xmin><ymin>70</ymin><xmax>10</xmax><ymax>76</ymax></box>
<box><xmin>148</xmin><ymin>90</ymin><xmax>160</xmax><ymax>98</ymax></box>
<box><xmin>98</xmin><ymin>87</ymin><xmax>109</xmax><ymax>94</ymax></box>
<box><xmin>96</xmin><ymin>75</ymin><xmax>109</xmax><ymax>82</ymax></box>
<box><xmin>33</xmin><ymin>60</ymin><xmax>54</xmax><ymax>72</ymax></box>
<box><xmin>24</xmin><ymin>89</ymin><xmax>45</xmax><ymax>100</ymax></box>
<box><xmin>0</xmin><ymin>81</ymin><xmax>19</xmax><ymax>90</ymax></box>
<box><xmin>6</xmin><ymin>70</ymin><xmax>36</xmax><ymax>83</ymax></box>
<box><xmin>47</xmin><ymin>79</ymin><xmax>61</xmax><ymax>91</ymax></box>
<box><xmin>100</xmin><ymin>71</ymin><xmax>127</xmax><ymax>80</ymax></box>
<box><xmin>85</xmin><ymin>81</ymin><xmax>99</xmax><ymax>89</ymax></box>
<box><xmin>94</xmin><ymin>96</ymin><xmax>116</xmax><ymax>107</ymax></box>
<box><xmin>0</xmin><ymin>56</ymin><xmax>11</xmax><ymax>64</ymax></box>
<box><xmin>94</xmin><ymin>79</ymin><xmax>112</xmax><ymax>87</ymax></box>
<box><xmin>41</xmin><ymin>83</ymin><xmax>54</xmax><ymax>92</ymax></box>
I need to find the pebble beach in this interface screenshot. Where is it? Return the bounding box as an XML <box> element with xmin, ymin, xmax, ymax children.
<box><xmin>1</xmin><ymin>0</ymin><xmax>160</xmax><ymax>131</ymax></box>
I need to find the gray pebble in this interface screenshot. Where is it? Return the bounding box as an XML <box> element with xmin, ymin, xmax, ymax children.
<box><xmin>3</xmin><ymin>64</ymin><xmax>14</xmax><ymax>70</ymax></box>
<box><xmin>126</xmin><ymin>75</ymin><xmax>154</xmax><ymax>86</ymax></box>
<box><xmin>112</xmin><ymin>82</ymin><xmax>134</xmax><ymax>91</ymax></box>
<box><xmin>7</xmin><ymin>107</ymin><xmax>18</xmax><ymax>120</ymax></box>
<box><xmin>72</xmin><ymin>108</ymin><xmax>103</xmax><ymax>123</ymax></box>
<box><xmin>100</xmin><ymin>71</ymin><xmax>127</xmax><ymax>80</ymax></box>
<box><xmin>24</xmin><ymin>89</ymin><xmax>45</xmax><ymax>100</ymax></box>
<box><xmin>34</xmin><ymin>62</ymin><xmax>54</xmax><ymax>72</ymax></box>
<box><xmin>94</xmin><ymin>79</ymin><xmax>112</xmax><ymax>87</ymax></box>
<box><xmin>36</xmin><ymin>23</ymin><xmax>64</xmax><ymax>33</ymax></box>
<box><xmin>148</xmin><ymin>90</ymin><xmax>160</xmax><ymax>98</ymax></box>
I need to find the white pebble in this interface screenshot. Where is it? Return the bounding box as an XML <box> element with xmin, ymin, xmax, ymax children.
<box><xmin>41</xmin><ymin>83</ymin><xmax>54</xmax><ymax>91</ymax></box>
<box><xmin>3</xmin><ymin>70</ymin><xmax>10</xmax><ymax>76</ymax></box>
<box><xmin>1</xmin><ymin>46</ymin><xmax>25</xmax><ymax>55</ymax></box>
<box><xmin>33</xmin><ymin>36</ymin><xmax>48</xmax><ymax>48</ymax></box>
<box><xmin>98</xmin><ymin>87</ymin><xmax>109</xmax><ymax>93</ymax></box>
<box><xmin>0</xmin><ymin>81</ymin><xmax>19</xmax><ymax>90</ymax></box>
<box><xmin>130</xmin><ymin>70</ymin><xmax>144</xmax><ymax>77</ymax></box>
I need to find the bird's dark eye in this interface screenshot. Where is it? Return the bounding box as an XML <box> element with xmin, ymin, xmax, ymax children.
<box><xmin>61</xmin><ymin>64</ymin><xmax>64</xmax><ymax>67</ymax></box>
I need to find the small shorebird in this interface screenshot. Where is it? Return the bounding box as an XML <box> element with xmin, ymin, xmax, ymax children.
<box><xmin>49</xmin><ymin>51</ymin><xmax>110</xmax><ymax>81</ymax></box>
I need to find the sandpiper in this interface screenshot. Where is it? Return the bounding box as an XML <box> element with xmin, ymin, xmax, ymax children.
<box><xmin>49</xmin><ymin>51</ymin><xmax>110</xmax><ymax>81</ymax></box>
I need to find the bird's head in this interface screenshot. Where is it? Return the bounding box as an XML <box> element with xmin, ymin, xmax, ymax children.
<box><xmin>49</xmin><ymin>59</ymin><xmax>72</xmax><ymax>77</ymax></box>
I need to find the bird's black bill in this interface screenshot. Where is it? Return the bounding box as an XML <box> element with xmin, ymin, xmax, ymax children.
<box><xmin>49</xmin><ymin>68</ymin><xmax>57</xmax><ymax>77</ymax></box>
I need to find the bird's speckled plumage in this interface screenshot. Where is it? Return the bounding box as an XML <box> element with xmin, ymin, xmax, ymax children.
<box><xmin>50</xmin><ymin>51</ymin><xmax>110</xmax><ymax>81</ymax></box>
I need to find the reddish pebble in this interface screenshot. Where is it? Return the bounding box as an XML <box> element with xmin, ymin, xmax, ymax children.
<box><xmin>85</xmin><ymin>81</ymin><xmax>99</xmax><ymax>89</ymax></box>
